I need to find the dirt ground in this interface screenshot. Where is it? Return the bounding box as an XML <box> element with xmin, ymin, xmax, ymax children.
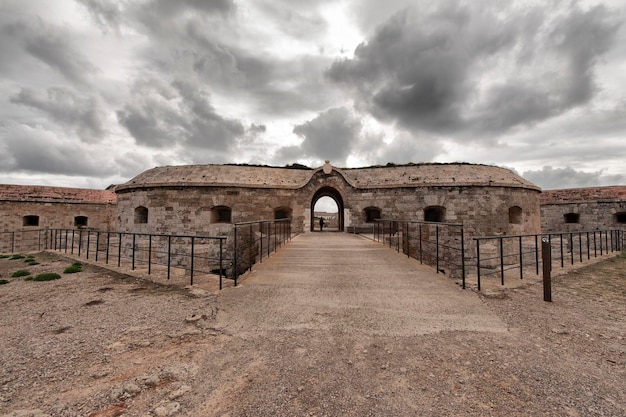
<box><xmin>0</xmin><ymin>250</ymin><xmax>624</xmax><ymax>417</ymax></box>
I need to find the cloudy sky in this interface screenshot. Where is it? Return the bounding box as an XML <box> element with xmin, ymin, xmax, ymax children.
<box><xmin>1</xmin><ymin>0</ymin><xmax>625</xmax><ymax>191</ymax></box>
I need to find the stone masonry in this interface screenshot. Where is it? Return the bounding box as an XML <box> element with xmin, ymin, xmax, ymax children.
<box><xmin>0</xmin><ymin>184</ymin><xmax>116</xmax><ymax>233</ymax></box>
<box><xmin>541</xmin><ymin>186</ymin><xmax>626</xmax><ymax>232</ymax></box>
<box><xmin>114</xmin><ymin>162</ymin><xmax>542</xmax><ymax>238</ymax></box>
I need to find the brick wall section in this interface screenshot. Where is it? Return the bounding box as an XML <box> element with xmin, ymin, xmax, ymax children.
<box><xmin>540</xmin><ymin>186</ymin><xmax>626</xmax><ymax>232</ymax></box>
<box><xmin>1</xmin><ymin>184</ymin><xmax>117</xmax><ymax>233</ymax></box>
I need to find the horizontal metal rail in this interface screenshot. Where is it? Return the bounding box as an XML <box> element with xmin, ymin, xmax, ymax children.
<box><xmin>353</xmin><ymin>219</ymin><xmax>467</xmax><ymax>288</ymax></box>
<box><xmin>2</xmin><ymin>228</ymin><xmax>229</xmax><ymax>289</ymax></box>
<box><xmin>474</xmin><ymin>229</ymin><xmax>624</xmax><ymax>291</ymax></box>
<box><xmin>232</xmin><ymin>218</ymin><xmax>293</xmax><ymax>286</ymax></box>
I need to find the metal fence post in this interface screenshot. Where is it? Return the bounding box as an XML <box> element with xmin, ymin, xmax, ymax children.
<box><xmin>499</xmin><ymin>237</ymin><xmax>504</xmax><ymax>286</ymax></box>
<box><xmin>86</xmin><ymin>230</ymin><xmax>91</xmax><ymax>259</ymax></box>
<box><xmin>132</xmin><ymin>233</ymin><xmax>136</xmax><ymax>270</ymax></box>
<box><xmin>436</xmin><ymin>225</ymin><xmax>440</xmax><ymax>274</ymax></box>
<box><xmin>95</xmin><ymin>231</ymin><xmax>100</xmax><ymax>261</ymax></box>
<box><xmin>419</xmin><ymin>224</ymin><xmax>423</xmax><ymax>264</ymax></box>
<box><xmin>148</xmin><ymin>234</ymin><xmax>152</xmax><ymax>275</ymax></box>
<box><xmin>578</xmin><ymin>232</ymin><xmax>583</xmax><ymax>262</ymax></box>
<box><xmin>542</xmin><ymin>238</ymin><xmax>552</xmax><ymax>302</ymax></box>
<box><xmin>219</xmin><ymin>238</ymin><xmax>224</xmax><ymax>291</ymax></box>
<box><xmin>106</xmin><ymin>232</ymin><xmax>110</xmax><ymax>264</ymax></box>
<box><xmin>167</xmin><ymin>235</ymin><xmax>171</xmax><ymax>280</ymax></box>
<box><xmin>519</xmin><ymin>235</ymin><xmax>523</xmax><ymax>281</ymax></box>
<box><xmin>535</xmin><ymin>235</ymin><xmax>539</xmax><ymax>275</ymax></box>
<box><xmin>190</xmin><ymin>236</ymin><xmax>195</xmax><ymax>286</ymax></box>
<box><xmin>234</xmin><ymin>226</ymin><xmax>238</xmax><ymax>286</ymax></box>
<box><xmin>476</xmin><ymin>239</ymin><xmax>481</xmax><ymax>291</ymax></box>
<box><xmin>117</xmin><ymin>233</ymin><xmax>122</xmax><ymax>267</ymax></box>
<box><xmin>461</xmin><ymin>227</ymin><xmax>466</xmax><ymax>289</ymax></box>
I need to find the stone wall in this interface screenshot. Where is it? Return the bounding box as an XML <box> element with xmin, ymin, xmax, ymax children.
<box><xmin>0</xmin><ymin>184</ymin><xmax>116</xmax><ymax>252</ymax></box>
<box><xmin>116</xmin><ymin>165</ymin><xmax>542</xmax><ymax>240</ymax></box>
<box><xmin>540</xmin><ymin>186</ymin><xmax>626</xmax><ymax>232</ymax></box>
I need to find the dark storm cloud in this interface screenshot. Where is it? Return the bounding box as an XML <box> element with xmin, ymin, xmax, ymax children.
<box><xmin>116</xmin><ymin>77</ymin><xmax>244</xmax><ymax>151</ymax></box>
<box><xmin>2</xmin><ymin>17</ymin><xmax>98</xmax><ymax>86</ymax></box>
<box><xmin>328</xmin><ymin>1</ymin><xmax>621</xmax><ymax>139</ymax></box>
<box><xmin>523</xmin><ymin>166</ymin><xmax>626</xmax><ymax>190</ymax></box>
<box><xmin>292</xmin><ymin>107</ymin><xmax>362</xmax><ymax>163</ymax></box>
<box><xmin>113</xmin><ymin>0</ymin><xmax>336</xmax><ymax>117</ymax></box>
<box><xmin>10</xmin><ymin>87</ymin><xmax>106</xmax><ymax>142</ymax></box>
<box><xmin>0</xmin><ymin>124</ymin><xmax>111</xmax><ymax>177</ymax></box>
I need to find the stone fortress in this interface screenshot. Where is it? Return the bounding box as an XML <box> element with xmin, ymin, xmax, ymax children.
<box><xmin>1</xmin><ymin>161</ymin><xmax>625</xmax><ymax>240</ymax></box>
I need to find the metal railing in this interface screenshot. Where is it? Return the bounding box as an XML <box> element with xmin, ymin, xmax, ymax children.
<box><xmin>50</xmin><ymin>229</ymin><xmax>229</xmax><ymax>288</ymax></box>
<box><xmin>233</xmin><ymin>218</ymin><xmax>293</xmax><ymax>286</ymax></box>
<box><xmin>474</xmin><ymin>229</ymin><xmax>624</xmax><ymax>291</ymax></box>
<box><xmin>0</xmin><ymin>230</ymin><xmax>47</xmax><ymax>253</ymax></box>
<box><xmin>353</xmin><ymin>219</ymin><xmax>467</xmax><ymax>288</ymax></box>
<box><xmin>2</xmin><ymin>228</ymin><xmax>229</xmax><ymax>289</ymax></box>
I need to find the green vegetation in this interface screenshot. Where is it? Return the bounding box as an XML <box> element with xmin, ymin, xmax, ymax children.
<box><xmin>24</xmin><ymin>256</ymin><xmax>39</xmax><ymax>266</ymax></box>
<box><xmin>0</xmin><ymin>279</ymin><xmax>9</xmax><ymax>285</ymax></box>
<box><xmin>63</xmin><ymin>262</ymin><xmax>83</xmax><ymax>274</ymax></box>
<box><xmin>27</xmin><ymin>273</ymin><xmax>61</xmax><ymax>282</ymax></box>
<box><xmin>0</xmin><ymin>254</ymin><xmax>10</xmax><ymax>259</ymax></box>
<box><xmin>11</xmin><ymin>270</ymin><xmax>31</xmax><ymax>278</ymax></box>
<box><xmin>9</xmin><ymin>254</ymin><xmax>25</xmax><ymax>260</ymax></box>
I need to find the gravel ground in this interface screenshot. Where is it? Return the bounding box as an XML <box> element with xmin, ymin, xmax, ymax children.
<box><xmin>0</xmin><ymin>250</ymin><xmax>624</xmax><ymax>417</ymax></box>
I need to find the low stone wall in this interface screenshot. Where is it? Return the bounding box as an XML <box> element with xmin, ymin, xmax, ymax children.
<box><xmin>541</xmin><ymin>186</ymin><xmax>626</xmax><ymax>232</ymax></box>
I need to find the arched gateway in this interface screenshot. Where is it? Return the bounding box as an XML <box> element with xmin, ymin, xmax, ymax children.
<box><xmin>114</xmin><ymin>162</ymin><xmax>541</xmax><ymax>238</ymax></box>
<box><xmin>311</xmin><ymin>186</ymin><xmax>344</xmax><ymax>231</ymax></box>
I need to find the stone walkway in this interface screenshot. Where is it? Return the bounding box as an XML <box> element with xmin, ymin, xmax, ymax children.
<box><xmin>217</xmin><ymin>232</ymin><xmax>507</xmax><ymax>336</ymax></box>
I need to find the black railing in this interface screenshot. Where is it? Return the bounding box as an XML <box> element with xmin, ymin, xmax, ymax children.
<box><xmin>354</xmin><ymin>219</ymin><xmax>467</xmax><ymax>288</ymax></box>
<box><xmin>474</xmin><ymin>229</ymin><xmax>624</xmax><ymax>291</ymax></box>
<box><xmin>0</xmin><ymin>230</ymin><xmax>47</xmax><ymax>253</ymax></box>
<box><xmin>2</xmin><ymin>228</ymin><xmax>229</xmax><ymax>289</ymax></box>
<box><xmin>233</xmin><ymin>218</ymin><xmax>293</xmax><ymax>286</ymax></box>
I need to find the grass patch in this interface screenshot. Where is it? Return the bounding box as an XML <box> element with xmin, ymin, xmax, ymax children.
<box><xmin>10</xmin><ymin>254</ymin><xmax>25</xmax><ymax>260</ymax></box>
<box><xmin>11</xmin><ymin>270</ymin><xmax>31</xmax><ymax>278</ymax></box>
<box><xmin>27</xmin><ymin>273</ymin><xmax>61</xmax><ymax>282</ymax></box>
<box><xmin>0</xmin><ymin>279</ymin><xmax>9</xmax><ymax>285</ymax></box>
<box><xmin>63</xmin><ymin>262</ymin><xmax>83</xmax><ymax>274</ymax></box>
<box><xmin>25</xmin><ymin>261</ymin><xmax>39</xmax><ymax>266</ymax></box>
<box><xmin>0</xmin><ymin>255</ymin><xmax>10</xmax><ymax>259</ymax></box>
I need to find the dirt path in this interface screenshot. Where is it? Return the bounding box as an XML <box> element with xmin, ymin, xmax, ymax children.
<box><xmin>218</xmin><ymin>233</ymin><xmax>506</xmax><ymax>336</ymax></box>
<box><xmin>0</xmin><ymin>244</ymin><xmax>624</xmax><ymax>417</ymax></box>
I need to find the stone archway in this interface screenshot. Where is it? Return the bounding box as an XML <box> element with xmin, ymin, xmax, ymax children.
<box><xmin>311</xmin><ymin>186</ymin><xmax>344</xmax><ymax>232</ymax></box>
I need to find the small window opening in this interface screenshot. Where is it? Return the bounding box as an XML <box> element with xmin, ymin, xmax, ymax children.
<box><xmin>424</xmin><ymin>206</ymin><xmax>445</xmax><ymax>222</ymax></box>
<box><xmin>274</xmin><ymin>207</ymin><xmax>291</xmax><ymax>220</ymax></box>
<box><xmin>364</xmin><ymin>207</ymin><xmax>382</xmax><ymax>223</ymax></box>
<box><xmin>615</xmin><ymin>212</ymin><xmax>626</xmax><ymax>224</ymax></box>
<box><xmin>74</xmin><ymin>216</ymin><xmax>88</xmax><ymax>227</ymax></box>
<box><xmin>23</xmin><ymin>215</ymin><xmax>39</xmax><ymax>227</ymax></box>
<box><xmin>212</xmin><ymin>206</ymin><xmax>232</xmax><ymax>223</ymax></box>
<box><xmin>134</xmin><ymin>206</ymin><xmax>148</xmax><ymax>224</ymax></box>
<box><xmin>509</xmin><ymin>206</ymin><xmax>523</xmax><ymax>224</ymax></box>
<box><xmin>564</xmin><ymin>213</ymin><xmax>580</xmax><ymax>224</ymax></box>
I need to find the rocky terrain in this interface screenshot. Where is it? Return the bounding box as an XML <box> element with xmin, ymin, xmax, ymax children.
<box><xmin>0</xmin><ymin>250</ymin><xmax>624</xmax><ymax>417</ymax></box>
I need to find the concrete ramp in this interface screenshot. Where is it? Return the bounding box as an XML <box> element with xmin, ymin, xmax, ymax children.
<box><xmin>218</xmin><ymin>233</ymin><xmax>507</xmax><ymax>336</ymax></box>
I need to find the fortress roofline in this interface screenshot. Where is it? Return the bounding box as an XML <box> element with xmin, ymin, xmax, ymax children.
<box><xmin>115</xmin><ymin>162</ymin><xmax>541</xmax><ymax>192</ymax></box>
<box><xmin>0</xmin><ymin>184</ymin><xmax>117</xmax><ymax>204</ymax></box>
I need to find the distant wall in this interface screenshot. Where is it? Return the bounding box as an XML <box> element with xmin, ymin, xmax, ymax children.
<box><xmin>0</xmin><ymin>185</ymin><xmax>116</xmax><ymax>233</ymax></box>
<box><xmin>540</xmin><ymin>186</ymin><xmax>626</xmax><ymax>232</ymax></box>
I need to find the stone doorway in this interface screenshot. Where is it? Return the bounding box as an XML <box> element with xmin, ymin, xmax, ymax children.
<box><xmin>310</xmin><ymin>186</ymin><xmax>344</xmax><ymax>232</ymax></box>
